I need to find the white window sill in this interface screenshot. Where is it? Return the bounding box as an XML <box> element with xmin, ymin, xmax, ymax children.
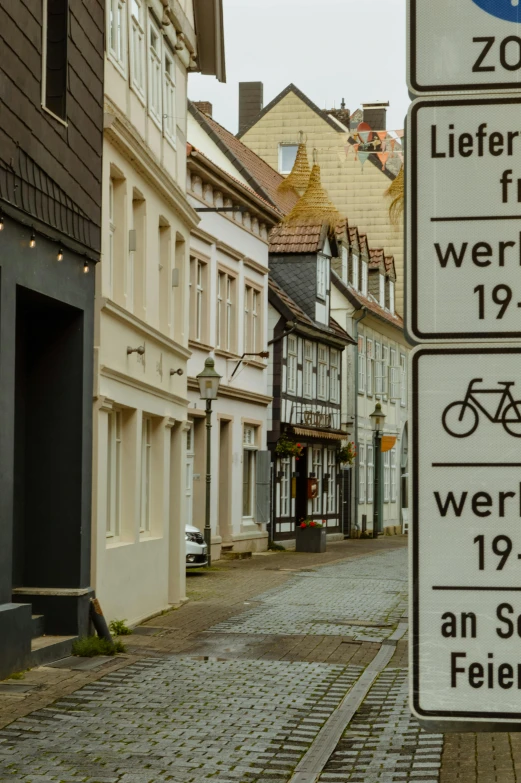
<box><xmin>41</xmin><ymin>104</ymin><xmax>68</xmax><ymax>127</ymax></box>
<box><xmin>139</xmin><ymin>532</ymin><xmax>163</xmax><ymax>542</ymax></box>
<box><xmin>106</xmin><ymin>537</ymin><xmax>133</xmax><ymax>550</ymax></box>
<box><xmin>107</xmin><ymin>52</ymin><xmax>127</xmax><ymax>79</ymax></box>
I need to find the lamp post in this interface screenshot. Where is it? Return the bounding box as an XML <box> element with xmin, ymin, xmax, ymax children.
<box><xmin>196</xmin><ymin>357</ymin><xmax>221</xmax><ymax>566</ymax></box>
<box><xmin>370</xmin><ymin>402</ymin><xmax>386</xmax><ymax>539</ymax></box>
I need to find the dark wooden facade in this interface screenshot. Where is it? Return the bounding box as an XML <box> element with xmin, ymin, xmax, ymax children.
<box><xmin>267</xmin><ymin>223</ymin><xmax>355</xmax><ymax>542</ymax></box>
<box><xmin>0</xmin><ymin>0</ymin><xmax>104</xmax><ymax>678</ymax></box>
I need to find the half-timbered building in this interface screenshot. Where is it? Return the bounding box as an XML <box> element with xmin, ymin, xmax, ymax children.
<box><xmin>267</xmin><ymin>222</ymin><xmax>355</xmax><ymax>543</ymax></box>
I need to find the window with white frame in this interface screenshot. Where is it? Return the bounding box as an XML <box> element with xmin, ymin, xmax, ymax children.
<box><xmin>400</xmin><ymin>353</ymin><xmax>407</xmax><ymax>407</ymax></box>
<box><xmin>366</xmin><ymin>443</ymin><xmax>374</xmax><ymax>505</ymax></box>
<box><xmin>312</xmin><ymin>447</ymin><xmax>323</xmax><ymax>514</ymax></box>
<box><xmin>375</xmin><ymin>341</ymin><xmax>383</xmax><ymax>395</ymax></box>
<box><xmin>379</xmin><ymin>274</ymin><xmax>385</xmax><ymax>307</ymax></box>
<box><xmin>358</xmin><ymin>335</ymin><xmax>365</xmax><ymax>393</ymax></box>
<box><xmin>303</xmin><ymin>341</ymin><xmax>313</xmax><ymax>399</ymax></box>
<box><xmin>163</xmin><ymin>47</ymin><xmax>176</xmax><ymax>143</ymax></box>
<box><xmin>140</xmin><ymin>416</ymin><xmax>152</xmax><ymax>532</ymax></box>
<box><xmin>217</xmin><ymin>271</ymin><xmax>235</xmax><ymax>352</ymax></box>
<box><xmin>242</xmin><ymin>425</ymin><xmax>257</xmax><ymax>518</ymax></box>
<box><xmin>341</xmin><ymin>245</ymin><xmax>348</xmax><ymax>281</ymax></box>
<box><xmin>244</xmin><ymin>285</ymin><xmax>261</xmax><ymax>354</ymax></box>
<box><xmin>317</xmin><ymin>254</ymin><xmax>327</xmax><ymax>300</ymax></box>
<box><xmin>361</xmin><ymin>260</ymin><xmax>368</xmax><ymax>296</ymax></box>
<box><xmin>358</xmin><ymin>443</ymin><xmax>365</xmax><ymax>503</ymax></box>
<box><xmin>390</xmin><ymin>347</ymin><xmax>400</xmax><ymax>402</ymax></box>
<box><xmin>130</xmin><ymin>0</ymin><xmax>145</xmax><ymax>96</ymax></box>
<box><xmin>382</xmin><ymin>345</ymin><xmax>389</xmax><ymax>396</ymax></box>
<box><xmin>389</xmin><ymin>280</ymin><xmax>395</xmax><ymax>314</ymax></box>
<box><xmin>108</xmin><ymin>179</ymin><xmax>115</xmax><ymax>299</ymax></box>
<box><xmin>189</xmin><ymin>257</ymin><xmax>206</xmax><ymax>342</ymax></box>
<box><xmin>108</xmin><ymin>0</ymin><xmax>126</xmax><ymax>72</ymax></box>
<box><xmin>106</xmin><ymin>410</ymin><xmax>122</xmax><ymax>537</ymax></box>
<box><xmin>327</xmin><ymin>449</ymin><xmax>336</xmax><ymax>513</ymax></box>
<box><xmin>318</xmin><ymin>345</ymin><xmax>328</xmax><ymax>400</ymax></box>
<box><xmin>148</xmin><ymin>17</ymin><xmax>162</xmax><ymax>124</ymax></box>
<box><xmin>352</xmin><ymin>253</ymin><xmax>359</xmax><ymax>290</ymax></box>
<box><xmin>279</xmin><ymin>143</ymin><xmax>298</xmax><ymax>174</ymax></box>
<box><xmin>366</xmin><ymin>338</ymin><xmax>373</xmax><ymax>396</ymax></box>
<box><xmin>383</xmin><ymin>450</ymin><xmax>390</xmax><ymax>502</ymax></box>
<box><xmin>279</xmin><ymin>457</ymin><xmax>291</xmax><ymax>517</ymax></box>
<box><xmin>287</xmin><ymin>335</ymin><xmax>297</xmax><ymax>395</ymax></box>
<box><xmin>330</xmin><ymin>348</ymin><xmax>339</xmax><ymax>403</ymax></box>
<box><xmin>390</xmin><ymin>448</ymin><xmax>397</xmax><ymax>502</ymax></box>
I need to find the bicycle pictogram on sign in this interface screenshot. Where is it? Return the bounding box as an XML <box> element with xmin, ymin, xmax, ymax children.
<box><xmin>442</xmin><ymin>378</ymin><xmax>521</xmax><ymax>438</ymax></box>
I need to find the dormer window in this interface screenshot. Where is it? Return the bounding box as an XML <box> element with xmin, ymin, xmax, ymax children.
<box><xmin>352</xmin><ymin>253</ymin><xmax>359</xmax><ymax>290</ymax></box>
<box><xmin>361</xmin><ymin>261</ymin><xmax>368</xmax><ymax>297</ymax></box>
<box><xmin>317</xmin><ymin>254</ymin><xmax>327</xmax><ymax>300</ymax></box>
<box><xmin>379</xmin><ymin>274</ymin><xmax>385</xmax><ymax>307</ymax></box>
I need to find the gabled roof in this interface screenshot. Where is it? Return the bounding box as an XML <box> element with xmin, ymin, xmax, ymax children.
<box><xmin>189</xmin><ymin>102</ymin><xmax>297</xmax><ymax>215</ymax></box>
<box><xmin>237</xmin><ymin>83</ymin><xmax>345</xmax><ymax>139</ymax></box>
<box><xmin>269</xmin><ymin>277</ymin><xmax>355</xmax><ymax>345</ymax></box>
<box><xmin>332</xmin><ymin>271</ymin><xmax>404</xmax><ymax>331</ymax></box>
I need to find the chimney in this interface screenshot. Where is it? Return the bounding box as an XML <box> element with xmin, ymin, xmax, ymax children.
<box><xmin>193</xmin><ymin>101</ymin><xmax>213</xmax><ymax>117</ymax></box>
<box><xmin>362</xmin><ymin>101</ymin><xmax>389</xmax><ymax>130</ymax></box>
<box><xmin>238</xmin><ymin>82</ymin><xmax>263</xmax><ymax>135</ymax></box>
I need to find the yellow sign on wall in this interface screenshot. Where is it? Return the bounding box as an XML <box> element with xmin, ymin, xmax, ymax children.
<box><xmin>381</xmin><ymin>436</ymin><xmax>397</xmax><ymax>453</ymax></box>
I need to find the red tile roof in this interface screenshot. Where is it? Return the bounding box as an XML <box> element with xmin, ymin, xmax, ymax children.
<box><xmin>190</xmin><ymin>104</ymin><xmax>298</xmax><ymax>215</ymax></box>
<box><xmin>269</xmin><ymin>222</ymin><xmax>324</xmax><ymax>254</ymax></box>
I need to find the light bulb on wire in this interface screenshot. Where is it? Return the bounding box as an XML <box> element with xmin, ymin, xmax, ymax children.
<box><xmin>83</xmin><ymin>261</ymin><xmax>89</xmax><ymax>274</ymax></box>
<box><xmin>29</xmin><ymin>232</ymin><xmax>36</xmax><ymax>248</ymax></box>
<box><xmin>0</xmin><ymin>215</ymin><xmax>4</xmax><ymax>231</ymax></box>
<box><xmin>57</xmin><ymin>248</ymin><xmax>63</xmax><ymax>261</ymax></box>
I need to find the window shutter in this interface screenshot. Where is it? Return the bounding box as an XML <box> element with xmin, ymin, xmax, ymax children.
<box><xmin>255</xmin><ymin>450</ymin><xmax>271</xmax><ymax>526</ymax></box>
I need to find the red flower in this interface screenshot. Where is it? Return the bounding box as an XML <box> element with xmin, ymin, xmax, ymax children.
<box><xmin>300</xmin><ymin>522</ymin><xmax>307</xmax><ymax>528</ymax></box>
<box><xmin>297</xmin><ymin>443</ymin><xmax>301</xmax><ymax>447</ymax></box>
<box><xmin>310</xmin><ymin>521</ymin><xmax>316</xmax><ymax>527</ymax></box>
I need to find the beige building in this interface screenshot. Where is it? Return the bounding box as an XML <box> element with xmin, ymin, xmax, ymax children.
<box><xmin>92</xmin><ymin>0</ymin><xmax>224</xmax><ymax>626</ymax></box>
<box><xmin>185</xmin><ymin>104</ymin><xmax>285</xmax><ymax>559</ymax></box>
<box><xmin>237</xmin><ymin>83</ymin><xmax>405</xmax><ymax>314</ymax></box>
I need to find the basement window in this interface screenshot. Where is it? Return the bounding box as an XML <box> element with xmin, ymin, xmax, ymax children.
<box><xmin>42</xmin><ymin>0</ymin><xmax>68</xmax><ymax>122</ymax></box>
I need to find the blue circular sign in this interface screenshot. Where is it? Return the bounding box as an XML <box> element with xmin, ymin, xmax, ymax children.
<box><xmin>472</xmin><ymin>0</ymin><xmax>521</xmax><ymax>22</ymax></box>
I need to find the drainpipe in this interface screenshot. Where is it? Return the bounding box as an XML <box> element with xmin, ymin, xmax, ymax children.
<box><xmin>352</xmin><ymin>307</ymin><xmax>368</xmax><ymax>535</ymax></box>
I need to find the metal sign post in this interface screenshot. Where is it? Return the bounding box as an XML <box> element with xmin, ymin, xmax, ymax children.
<box><xmin>411</xmin><ymin>345</ymin><xmax>521</xmax><ymax>729</ymax></box>
<box><xmin>408</xmin><ymin>0</ymin><xmax>521</xmax><ymax>94</ymax></box>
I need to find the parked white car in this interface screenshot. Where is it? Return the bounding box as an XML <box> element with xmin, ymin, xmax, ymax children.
<box><xmin>185</xmin><ymin>524</ymin><xmax>208</xmax><ymax>568</ymax></box>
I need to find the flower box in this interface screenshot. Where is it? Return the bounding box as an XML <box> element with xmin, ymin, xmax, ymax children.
<box><xmin>296</xmin><ymin>525</ymin><xmax>327</xmax><ymax>553</ymax></box>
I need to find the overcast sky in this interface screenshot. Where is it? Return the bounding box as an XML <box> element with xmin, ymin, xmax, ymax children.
<box><xmin>188</xmin><ymin>0</ymin><xmax>409</xmax><ymax>135</ymax></box>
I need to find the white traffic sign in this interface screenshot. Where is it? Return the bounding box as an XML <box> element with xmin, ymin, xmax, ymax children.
<box><xmin>408</xmin><ymin>0</ymin><xmax>521</xmax><ymax>94</ymax></box>
<box><xmin>411</xmin><ymin>345</ymin><xmax>521</xmax><ymax>727</ymax></box>
<box><xmin>406</xmin><ymin>95</ymin><xmax>521</xmax><ymax>343</ymax></box>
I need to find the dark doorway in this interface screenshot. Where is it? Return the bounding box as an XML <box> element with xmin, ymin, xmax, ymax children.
<box><xmin>295</xmin><ymin>448</ymin><xmax>308</xmax><ymax>528</ymax></box>
<box><xmin>341</xmin><ymin>468</ymin><xmax>352</xmax><ymax>538</ymax></box>
<box><xmin>13</xmin><ymin>287</ymin><xmax>84</xmax><ymax>589</ymax></box>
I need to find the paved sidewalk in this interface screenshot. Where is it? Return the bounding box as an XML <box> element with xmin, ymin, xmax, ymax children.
<box><xmin>2</xmin><ymin>536</ymin><xmax>520</xmax><ymax>782</ymax></box>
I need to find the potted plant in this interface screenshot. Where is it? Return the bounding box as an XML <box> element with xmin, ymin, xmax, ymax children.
<box><xmin>296</xmin><ymin>518</ymin><xmax>327</xmax><ymax>553</ymax></box>
<box><xmin>275</xmin><ymin>434</ymin><xmax>304</xmax><ymax>460</ymax></box>
<box><xmin>337</xmin><ymin>441</ymin><xmax>356</xmax><ymax>465</ymax></box>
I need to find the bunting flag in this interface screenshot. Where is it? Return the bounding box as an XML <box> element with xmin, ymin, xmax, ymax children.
<box><xmin>377</xmin><ymin>131</ymin><xmax>387</xmax><ymax>143</ymax></box>
<box><xmin>352</xmin><ymin>143</ymin><xmax>359</xmax><ymax>161</ymax></box>
<box><xmin>344</xmin><ymin>144</ymin><xmax>351</xmax><ymax>158</ymax></box>
<box><xmin>377</xmin><ymin>152</ymin><xmax>389</xmax><ymax>170</ymax></box>
<box><xmin>358</xmin><ymin>130</ymin><xmax>371</xmax><ymax>144</ymax></box>
<box><xmin>358</xmin><ymin>150</ymin><xmax>370</xmax><ymax>169</ymax></box>
<box><xmin>396</xmin><ymin>129</ymin><xmax>405</xmax><ymax>138</ymax></box>
<box><xmin>389</xmin><ymin>139</ymin><xmax>396</xmax><ymax>152</ymax></box>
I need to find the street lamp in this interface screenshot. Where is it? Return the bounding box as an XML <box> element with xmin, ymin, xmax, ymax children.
<box><xmin>196</xmin><ymin>357</ymin><xmax>221</xmax><ymax>566</ymax></box>
<box><xmin>370</xmin><ymin>403</ymin><xmax>386</xmax><ymax>539</ymax></box>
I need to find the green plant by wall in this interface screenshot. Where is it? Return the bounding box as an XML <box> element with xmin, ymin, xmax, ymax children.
<box><xmin>72</xmin><ymin>636</ymin><xmax>126</xmax><ymax>657</ymax></box>
<box><xmin>109</xmin><ymin>619</ymin><xmax>132</xmax><ymax>636</ymax></box>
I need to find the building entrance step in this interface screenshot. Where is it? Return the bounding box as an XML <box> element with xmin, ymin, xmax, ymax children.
<box><xmin>31</xmin><ymin>614</ymin><xmax>45</xmax><ymax>639</ymax></box>
<box><xmin>30</xmin><ymin>635</ymin><xmax>77</xmax><ymax>667</ymax></box>
<box><xmin>220</xmin><ymin>551</ymin><xmax>252</xmax><ymax>560</ymax></box>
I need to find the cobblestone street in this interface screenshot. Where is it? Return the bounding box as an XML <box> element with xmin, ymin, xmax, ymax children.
<box><xmin>0</xmin><ymin>538</ymin><xmax>519</xmax><ymax>782</ymax></box>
